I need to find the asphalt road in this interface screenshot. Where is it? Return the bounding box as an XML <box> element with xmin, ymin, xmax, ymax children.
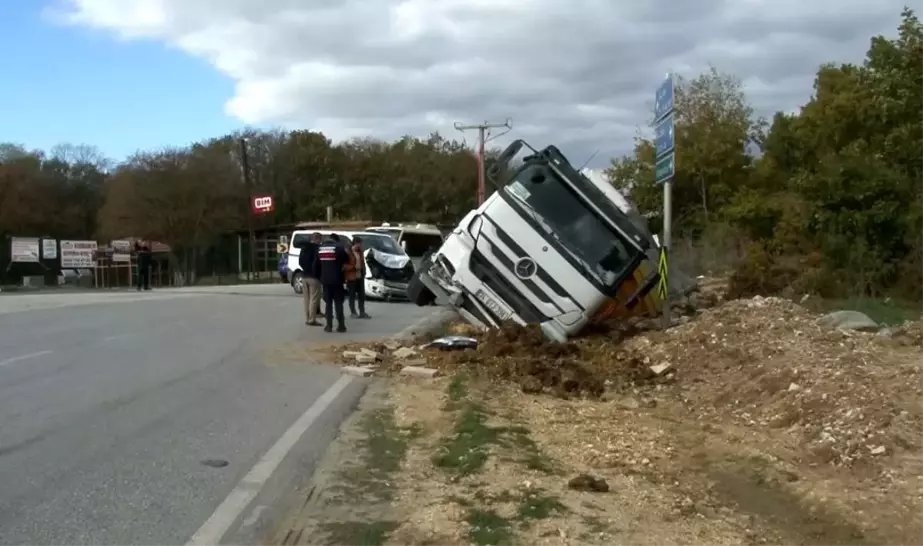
<box><xmin>0</xmin><ymin>284</ymin><xmax>439</xmax><ymax>545</ymax></box>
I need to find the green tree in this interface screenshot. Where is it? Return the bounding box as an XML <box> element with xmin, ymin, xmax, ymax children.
<box><xmin>607</xmin><ymin>67</ymin><xmax>763</xmax><ymax>237</ymax></box>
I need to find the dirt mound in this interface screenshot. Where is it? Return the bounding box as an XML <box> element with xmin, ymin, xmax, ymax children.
<box><xmin>615</xmin><ymin>296</ymin><xmax>923</xmax><ymax>469</ymax></box>
<box><xmin>423</xmin><ymin>321</ymin><xmax>668</xmax><ymax>399</ymax></box>
<box><xmin>424</xmin><ymin>297</ymin><xmax>922</xmax><ymax>470</ymax></box>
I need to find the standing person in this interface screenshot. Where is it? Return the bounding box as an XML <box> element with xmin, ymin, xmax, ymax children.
<box><xmin>299</xmin><ymin>232</ymin><xmax>323</xmax><ymax>327</ymax></box>
<box><xmin>134</xmin><ymin>241</ymin><xmax>143</xmax><ymax>291</ymax></box>
<box><xmin>346</xmin><ymin>236</ymin><xmax>370</xmax><ymax>319</ymax></box>
<box><xmin>314</xmin><ymin>234</ymin><xmax>349</xmax><ymax>333</ymax></box>
<box><xmin>136</xmin><ymin>241</ymin><xmax>152</xmax><ymax>291</ymax></box>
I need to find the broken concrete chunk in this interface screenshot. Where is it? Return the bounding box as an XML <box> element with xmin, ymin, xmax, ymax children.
<box><xmin>359</xmin><ymin>348</ymin><xmax>381</xmax><ymax>360</ymax></box>
<box><xmin>401</xmin><ymin>358</ymin><xmax>429</xmax><ymax>367</ymax></box>
<box><xmin>818</xmin><ymin>310</ymin><xmax>879</xmax><ymax>332</ymax></box>
<box><xmin>649</xmin><ymin>363</ymin><xmax>672</xmax><ymax>376</ymax></box>
<box><xmin>342</xmin><ymin>365</ymin><xmax>376</xmax><ymax>377</ymax></box>
<box><xmin>400</xmin><ymin>366</ymin><xmax>440</xmax><ymax>378</ymax></box>
<box><xmin>356</xmin><ymin>354</ymin><xmax>377</xmax><ymax>364</ymax></box>
<box><xmin>383</xmin><ymin>340</ymin><xmax>400</xmax><ymax>351</ymax></box>
<box><xmin>869</xmin><ymin>445</ymin><xmax>887</xmax><ymax>455</ymax></box>
<box><xmin>342</xmin><ymin>350</ymin><xmax>363</xmax><ymax>359</ymax></box>
<box><xmin>393</xmin><ymin>347</ymin><xmax>418</xmax><ymax>359</ymax></box>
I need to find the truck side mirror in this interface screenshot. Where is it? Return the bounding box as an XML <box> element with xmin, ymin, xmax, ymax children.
<box><xmin>487</xmin><ymin>139</ymin><xmax>527</xmax><ymax>186</ymax></box>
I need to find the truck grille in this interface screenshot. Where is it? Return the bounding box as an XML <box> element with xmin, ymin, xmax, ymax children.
<box><xmin>469</xmin><ymin>250</ymin><xmax>545</xmax><ymax>324</ymax></box>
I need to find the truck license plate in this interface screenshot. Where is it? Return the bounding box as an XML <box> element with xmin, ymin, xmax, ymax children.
<box><xmin>475</xmin><ymin>289</ymin><xmax>511</xmax><ymax>321</ymax></box>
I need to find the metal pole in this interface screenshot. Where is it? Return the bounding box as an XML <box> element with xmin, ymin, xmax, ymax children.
<box><xmin>653</xmin><ymin>73</ymin><xmax>675</xmax><ymax>330</ymax></box>
<box><xmin>661</xmin><ymin>180</ymin><xmax>672</xmax><ymax>329</ymax></box>
<box><xmin>453</xmin><ymin>119</ymin><xmax>512</xmax><ymax>206</ymax></box>
<box><xmin>240</xmin><ymin>138</ymin><xmax>254</xmax><ymax>282</ymax></box>
<box><xmin>477</xmin><ymin>126</ymin><xmax>486</xmax><ymax>205</ymax></box>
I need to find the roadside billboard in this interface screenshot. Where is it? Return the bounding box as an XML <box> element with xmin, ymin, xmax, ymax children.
<box><xmin>41</xmin><ymin>238</ymin><xmax>57</xmax><ymax>260</ymax></box>
<box><xmin>11</xmin><ymin>237</ymin><xmax>40</xmax><ymax>263</ymax></box>
<box><xmin>60</xmin><ymin>240</ymin><xmax>98</xmax><ymax>268</ymax></box>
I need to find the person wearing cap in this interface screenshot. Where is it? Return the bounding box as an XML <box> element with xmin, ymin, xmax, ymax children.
<box><xmin>313</xmin><ymin>233</ymin><xmax>349</xmax><ymax>332</ymax></box>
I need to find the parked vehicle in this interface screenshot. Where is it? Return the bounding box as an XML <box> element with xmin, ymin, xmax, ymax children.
<box><xmin>286</xmin><ymin>230</ymin><xmax>414</xmax><ymax>300</ymax></box>
<box><xmin>409</xmin><ymin>139</ymin><xmax>682</xmax><ymax>342</ymax></box>
<box><xmin>366</xmin><ymin>223</ymin><xmax>446</xmax><ymax>270</ymax></box>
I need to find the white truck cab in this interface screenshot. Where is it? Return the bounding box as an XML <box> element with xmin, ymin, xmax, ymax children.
<box><xmin>366</xmin><ymin>223</ymin><xmax>445</xmax><ymax>270</ymax></box>
<box><xmin>410</xmin><ymin>139</ymin><xmax>668</xmax><ymax>342</ymax></box>
<box><xmin>286</xmin><ymin>229</ymin><xmax>414</xmax><ymax>300</ymax></box>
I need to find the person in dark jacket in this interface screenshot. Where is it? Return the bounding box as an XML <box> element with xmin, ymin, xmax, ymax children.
<box><xmin>298</xmin><ymin>232</ymin><xmax>323</xmax><ymax>326</ymax></box>
<box><xmin>313</xmin><ymin>234</ymin><xmax>349</xmax><ymax>332</ymax></box>
<box><xmin>135</xmin><ymin>241</ymin><xmax>152</xmax><ymax>291</ymax></box>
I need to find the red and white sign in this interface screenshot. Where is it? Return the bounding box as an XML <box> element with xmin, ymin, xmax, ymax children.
<box><xmin>252</xmin><ymin>195</ymin><xmax>274</xmax><ymax>215</ymax></box>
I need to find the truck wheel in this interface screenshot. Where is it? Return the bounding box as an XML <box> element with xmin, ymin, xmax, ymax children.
<box><xmin>407</xmin><ymin>252</ymin><xmax>437</xmax><ymax>307</ymax></box>
<box><xmin>291</xmin><ymin>271</ymin><xmax>304</xmax><ymax>295</ymax></box>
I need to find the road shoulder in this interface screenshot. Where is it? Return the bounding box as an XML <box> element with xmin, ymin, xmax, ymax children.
<box><xmin>265</xmin><ymin>379</ymin><xmax>416</xmax><ymax>545</ymax></box>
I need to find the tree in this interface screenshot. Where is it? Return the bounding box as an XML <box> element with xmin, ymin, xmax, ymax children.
<box><xmin>2</xmin><ymin>7</ymin><xmax>918</xmax><ymax>298</ymax></box>
<box><xmin>606</xmin><ymin>7</ymin><xmax>921</xmax><ymax>300</ymax></box>
<box><xmin>607</xmin><ymin>67</ymin><xmax>764</xmax><ymax>236</ymax></box>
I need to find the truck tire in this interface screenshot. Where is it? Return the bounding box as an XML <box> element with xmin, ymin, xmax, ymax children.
<box><xmin>407</xmin><ymin>252</ymin><xmax>437</xmax><ymax>307</ymax></box>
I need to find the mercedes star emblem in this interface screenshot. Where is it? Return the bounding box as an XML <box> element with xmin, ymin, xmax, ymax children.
<box><xmin>514</xmin><ymin>257</ymin><xmax>537</xmax><ymax>280</ymax></box>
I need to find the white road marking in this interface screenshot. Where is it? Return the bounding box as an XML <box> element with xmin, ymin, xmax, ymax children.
<box><xmin>186</xmin><ymin>374</ymin><xmax>354</xmax><ymax>545</ymax></box>
<box><xmin>102</xmin><ymin>333</ymin><xmax>137</xmax><ymax>342</ymax></box>
<box><xmin>0</xmin><ymin>350</ymin><xmax>54</xmax><ymax>367</ymax></box>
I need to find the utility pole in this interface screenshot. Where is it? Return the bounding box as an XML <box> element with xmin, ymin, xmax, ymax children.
<box><xmin>454</xmin><ymin>119</ymin><xmax>512</xmax><ymax>205</ymax></box>
<box><xmin>239</xmin><ymin>138</ymin><xmax>255</xmax><ymax>282</ymax></box>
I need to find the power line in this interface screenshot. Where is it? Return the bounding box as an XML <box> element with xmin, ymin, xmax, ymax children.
<box><xmin>453</xmin><ymin>119</ymin><xmax>512</xmax><ymax>206</ymax></box>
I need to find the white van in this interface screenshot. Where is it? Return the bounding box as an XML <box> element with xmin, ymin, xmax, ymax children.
<box><xmin>285</xmin><ymin>229</ymin><xmax>414</xmax><ymax>301</ymax></box>
<box><xmin>366</xmin><ymin>223</ymin><xmax>445</xmax><ymax>270</ymax></box>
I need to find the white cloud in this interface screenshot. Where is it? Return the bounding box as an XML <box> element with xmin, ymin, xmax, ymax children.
<box><xmin>49</xmin><ymin>0</ymin><xmax>908</xmax><ymax>165</ymax></box>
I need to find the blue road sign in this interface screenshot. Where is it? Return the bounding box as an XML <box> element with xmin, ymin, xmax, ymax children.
<box><xmin>654</xmin><ymin>75</ymin><xmax>674</xmax><ymax>123</ymax></box>
<box><xmin>655</xmin><ymin>152</ymin><xmax>674</xmax><ymax>184</ymax></box>
<box><xmin>654</xmin><ymin>114</ymin><xmax>674</xmax><ymax>157</ymax></box>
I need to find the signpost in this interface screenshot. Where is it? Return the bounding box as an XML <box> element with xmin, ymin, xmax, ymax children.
<box><xmin>653</xmin><ymin>74</ymin><xmax>675</xmax><ymax>329</ymax></box>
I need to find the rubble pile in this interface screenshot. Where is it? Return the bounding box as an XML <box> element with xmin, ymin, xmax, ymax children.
<box><xmin>646</xmin><ymin>296</ymin><xmax>923</xmax><ymax>467</ymax></box>
<box><xmin>334</xmin><ymin>339</ymin><xmax>442</xmax><ymax>379</ymax></box>
<box><xmin>336</xmin><ymin>290</ymin><xmax>921</xmax><ymax>469</ymax></box>
<box><xmin>422</xmin><ymin>296</ymin><xmax>921</xmax><ymax>468</ymax></box>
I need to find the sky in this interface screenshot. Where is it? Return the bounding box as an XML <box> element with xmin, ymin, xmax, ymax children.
<box><xmin>0</xmin><ymin>0</ymin><xmax>911</xmax><ymax>167</ymax></box>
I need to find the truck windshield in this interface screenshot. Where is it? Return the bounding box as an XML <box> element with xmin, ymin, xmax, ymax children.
<box><xmin>504</xmin><ymin>162</ymin><xmax>634</xmax><ymax>286</ymax></box>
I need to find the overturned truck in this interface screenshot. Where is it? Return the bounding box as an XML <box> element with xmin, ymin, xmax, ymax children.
<box><xmin>407</xmin><ymin>139</ymin><xmax>694</xmax><ymax>341</ymax></box>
